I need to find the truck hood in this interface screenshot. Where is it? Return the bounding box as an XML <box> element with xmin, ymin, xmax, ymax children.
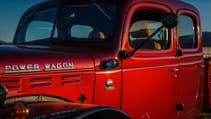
<box><xmin>0</xmin><ymin>45</ymin><xmax>94</xmax><ymax>74</ymax></box>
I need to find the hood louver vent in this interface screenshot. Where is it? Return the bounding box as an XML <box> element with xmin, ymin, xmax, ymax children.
<box><xmin>30</xmin><ymin>77</ymin><xmax>53</xmax><ymax>89</ymax></box>
<box><xmin>0</xmin><ymin>79</ymin><xmax>20</xmax><ymax>91</ymax></box>
<box><xmin>61</xmin><ymin>75</ymin><xmax>81</xmax><ymax>86</ymax></box>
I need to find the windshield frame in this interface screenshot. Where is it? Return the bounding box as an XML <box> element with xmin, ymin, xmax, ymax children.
<box><xmin>14</xmin><ymin>0</ymin><xmax>120</xmax><ymax>49</ymax></box>
<box><xmin>14</xmin><ymin>2</ymin><xmax>59</xmax><ymax>44</ymax></box>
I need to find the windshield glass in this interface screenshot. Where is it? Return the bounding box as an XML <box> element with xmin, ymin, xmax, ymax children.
<box><xmin>15</xmin><ymin>0</ymin><xmax>119</xmax><ymax>45</ymax></box>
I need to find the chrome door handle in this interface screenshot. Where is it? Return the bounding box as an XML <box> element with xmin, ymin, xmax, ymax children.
<box><xmin>198</xmin><ymin>64</ymin><xmax>205</xmax><ymax>68</ymax></box>
<box><xmin>169</xmin><ymin>68</ymin><xmax>180</xmax><ymax>72</ymax></box>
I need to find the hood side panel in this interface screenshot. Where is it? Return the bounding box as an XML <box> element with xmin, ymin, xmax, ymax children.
<box><xmin>0</xmin><ymin>70</ymin><xmax>95</xmax><ymax>104</ymax></box>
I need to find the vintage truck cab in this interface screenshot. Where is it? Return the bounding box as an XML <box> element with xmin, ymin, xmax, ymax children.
<box><xmin>0</xmin><ymin>0</ymin><xmax>206</xmax><ymax>119</ymax></box>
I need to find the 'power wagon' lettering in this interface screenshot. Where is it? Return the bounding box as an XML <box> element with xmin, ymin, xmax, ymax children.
<box><xmin>4</xmin><ymin>62</ymin><xmax>74</xmax><ymax>73</ymax></box>
<box><xmin>4</xmin><ymin>64</ymin><xmax>40</xmax><ymax>73</ymax></box>
<box><xmin>44</xmin><ymin>62</ymin><xmax>74</xmax><ymax>71</ymax></box>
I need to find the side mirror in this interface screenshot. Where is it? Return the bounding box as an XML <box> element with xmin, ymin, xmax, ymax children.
<box><xmin>0</xmin><ymin>83</ymin><xmax>7</xmax><ymax>107</ymax></box>
<box><xmin>162</xmin><ymin>13</ymin><xmax>178</xmax><ymax>28</ymax></box>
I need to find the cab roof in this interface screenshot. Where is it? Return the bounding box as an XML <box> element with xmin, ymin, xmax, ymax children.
<box><xmin>121</xmin><ymin>0</ymin><xmax>198</xmax><ymax>13</ymax></box>
<box><xmin>26</xmin><ymin>0</ymin><xmax>198</xmax><ymax>14</ymax></box>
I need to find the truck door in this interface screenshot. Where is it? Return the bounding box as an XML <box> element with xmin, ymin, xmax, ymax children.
<box><xmin>121</xmin><ymin>3</ymin><xmax>179</xmax><ymax>119</ymax></box>
<box><xmin>176</xmin><ymin>10</ymin><xmax>204</xmax><ymax>118</ymax></box>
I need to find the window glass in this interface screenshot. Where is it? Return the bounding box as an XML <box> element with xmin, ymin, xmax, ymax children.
<box><xmin>71</xmin><ymin>25</ymin><xmax>93</xmax><ymax>39</ymax></box>
<box><xmin>58</xmin><ymin>2</ymin><xmax>118</xmax><ymax>40</ymax></box>
<box><xmin>26</xmin><ymin>21</ymin><xmax>57</xmax><ymax>42</ymax></box>
<box><xmin>15</xmin><ymin>7</ymin><xmax>58</xmax><ymax>43</ymax></box>
<box><xmin>178</xmin><ymin>15</ymin><xmax>197</xmax><ymax>49</ymax></box>
<box><xmin>129</xmin><ymin>9</ymin><xmax>170</xmax><ymax>50</ymax></box>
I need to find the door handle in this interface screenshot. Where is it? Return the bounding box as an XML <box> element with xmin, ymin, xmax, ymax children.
<box><xmin>169</xmin><ymin>68</ymin><xmax>180</xmax><ymax>72</ymax></box>
<box><xmin>198</xmin><ymin>64</ymin><xmax>205</xmax><ymax>68</ymax></box>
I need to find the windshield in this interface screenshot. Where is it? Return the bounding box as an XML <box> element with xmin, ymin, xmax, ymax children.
<box><xmin>14</xmin><ymin>0</ymin><xmax>119</xmax><ymax>45</ymax></box>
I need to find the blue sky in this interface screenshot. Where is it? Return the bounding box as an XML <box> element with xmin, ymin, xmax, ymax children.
<box><xmin>0</xmin><ymin>0</ymin><xmax>42</xmax><ymax>43</ymax></box>
<box><xmin>0</xmin><ymin>0</ymin><xmax>210</xmax><ymax>43</ymax></box>
<box><xmin>183</xmin><ymin>0</ymin><xmax>211</xmax><ymax>32</ymax></box>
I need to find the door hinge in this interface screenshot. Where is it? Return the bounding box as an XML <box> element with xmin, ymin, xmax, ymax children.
<box><xmin>176</xmin><ymin>103</ymin><xmax>184</xmax><ymax>111</ymax></box>
<box><xmin>176</xmin><ymin>49</ymin><xmax>183</xmax><ymax>57</ymax></box>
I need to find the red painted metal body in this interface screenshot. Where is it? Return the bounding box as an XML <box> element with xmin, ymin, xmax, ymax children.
<box><xmin>204</xmin><ymin>58</ymin><xmax>211</xmax><ymax>112</ymax></box>
<box><xmin>0</xmin><ymin>0</ymin><xmax>207</xmax><ymax>119</ymax></box>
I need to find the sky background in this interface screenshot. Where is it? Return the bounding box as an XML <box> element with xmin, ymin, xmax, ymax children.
<box><xmin>182</xmin><ymin>0</ymin><xmax>211</xmax><ymax>32</ymax></box>
<box><xmin>0</xmin><ymin>0</ymin><xmax>210</xmax><ymax>43</ymax></box>
<box><xmin>0</xmin><ymin>0</ymin><xmax>43</xmax><ymax>43</ymax></box>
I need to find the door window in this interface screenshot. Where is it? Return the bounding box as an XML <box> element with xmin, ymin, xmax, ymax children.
<box><xmin>178</xmin><ymin>15</ymin><xmax>197</xmax><ymax>49</ymax></box>
<box><xmin>129</xmin><ymin>9</ymin><xmax>170</xmax><ymax>50</ymax></box>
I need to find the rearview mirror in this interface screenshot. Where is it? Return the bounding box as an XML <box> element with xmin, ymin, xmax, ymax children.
<box><xmin>162</xmin><ymin>13</ymin><xmax>178</xmax><ymax>28</ymax></box>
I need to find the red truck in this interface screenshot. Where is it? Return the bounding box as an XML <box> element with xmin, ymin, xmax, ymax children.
<box><xmin>0</xmin><ymin>0</ymin><xmax>210</xmax><ymax>118</ymax></box>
